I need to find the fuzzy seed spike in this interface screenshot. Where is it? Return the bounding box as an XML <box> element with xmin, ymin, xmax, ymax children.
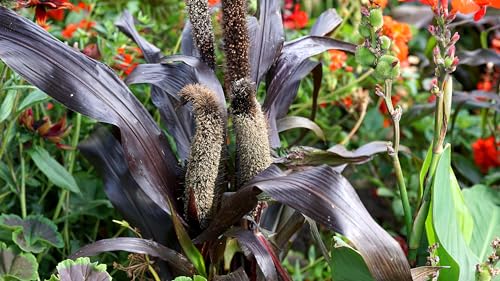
<box><xmin>185</xmin><ymin>0</ymin><xmax>216</xmax><ymax>69</ymax></box>
<box><xmin>179</xmin><ymin>84</ymin><xmax>225</xmax><ymax>228</ymax></box>
<box><xmin>231</xmin><ymin>78</ymin><xmax>272</xmax><ymax>186</ymax></box>
<box><xmin>222</xmin><ymin>0</ymin><xmax>250</xmax><ymax>89</ymax></box>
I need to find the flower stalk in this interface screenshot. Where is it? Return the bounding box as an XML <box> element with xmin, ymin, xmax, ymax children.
<box><xmin>408</xmin><ymin>0</ymin><xmax>459</xmax><ymax>262</ymax></box>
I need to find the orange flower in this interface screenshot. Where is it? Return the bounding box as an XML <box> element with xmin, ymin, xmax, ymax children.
<box><xmin>114</xmin><ymin>47</ymin><xmax>141</xmax><ymax>76</ymax></box>
<box><xmin>61</xmin><ymin>18</ymin><xmax>95</xmax><ymax>39</ymax></box>
<box><xmin>61</xmin><ymin>23</ymin><xmax>78</xmax><ymax>39</ymax></box>
<box><xmin>208</xmin><ymin>0</ymin><xmax>220</xmax><ymax>6</ymax></box>
<box><xmin>328</xmin><ymin>50</ymin><xmax>348</xmax><ymax>71</ymax></box>
<box><xmin>451</xmin><ymin>0</ymin><xmax>500</xmax><ymax>20</ymax></box>
<box><xmin>382</xmin><ymin>16</ymin><xmax>412</xmax><ymax>63</ymax></box>
<box><xmin>72</xmin><ymin>2</ymin><xmax>92</xmax><ymax>12</ymax></box>
<box><xmin>283</xmin><ymin>4</ymin><xmax>308</xmax><ymax>29</ymax></box>
<box><xmin>472</xmin><ymin>136</ymin><xmax>500</xmax><ymax>173</ymax></box>
<box><xmin>17</xmin><ymin>0</ymin><xmax>72</xmax><ymax>26</ymax></box>
<box><xmin>373</xmin><ymin>0</ymin><xmax>389</xmax><ymax>8</ymax></box>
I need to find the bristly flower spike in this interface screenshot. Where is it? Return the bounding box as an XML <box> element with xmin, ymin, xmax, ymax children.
<box><xmin>185</xmin><ymin>0</ymin><xmax>216</xmax><ymax>69</ymax></box>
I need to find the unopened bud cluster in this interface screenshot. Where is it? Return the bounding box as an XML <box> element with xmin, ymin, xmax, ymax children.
<box><xmin>356</xmin><ymin>4</ymin><xmax>399</xmax><ymax>80</ymax></box>
<box><xmin>427</xmin><ymin>3</ymin><xmax>460</xmax><ymax>77</ymax></box>
<box><xmin>475</xmin><ymin>237</ymin><xmax>500</xmax><ymax>281</ymax></box>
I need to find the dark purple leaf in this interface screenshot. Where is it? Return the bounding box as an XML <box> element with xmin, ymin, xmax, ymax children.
<box><xmin>264</xmin><ymin>36</ymin><xmax>356</xmax><ymax>147</ymax></box>
<box><xmin>0</xmin><ymin>7</ymin><xmax>179</xmax><ymax>215</ymax></box>
<box><xmin>392</xmin><ymin>5</ymin><xmax>434</xmax><ymax>29</ymax></box>
<box><xmin>115</xmin><ymin>12</ymin><xmax>195</xmax><ymax>161</ymax></box>
<box><xmin>69</xmin><ymin>237</ymin><xmax>195</xmax><ymax>276</ymax></box>
<box><xmin>276</xmin><ymin>116</ymin><xmax>325</xmax><ymax>141</ymax></box>
<box><xmin>115</xmin><ymin>10</ymin><xmax>162</xmax><ymax>63</ymax></box>
<box><xmin>181</xmin><ymin>20</ymin><xmax>198</xmax><ymax>57</ymax></box>
<box><xmin>78</xmin><ymin>128</ymin><xmax>175</xmax><ymax>247</ymax></box>
<box><xmin>197</xmin><ymin>165</ymin><xmax>412</xmax><ymax>281</ymax></box>
<box><xmin>458</xmin><ymin>49</ymin><xmax>500</xmax><ymax>66</ymax></box>
<box><xmin>402</xmin><ymin>91</ymin><xmax>500</xmax><ymax>124</ymax></box>
<box><xmin>214</xmin><ymin>267</ymin><xmax>249</xmax><ymax>281</ymax></box>
<box><xmin>226</xmin><ymin>229</ymin><xmax>289</xmax><ymax>281</ymax></box>
<box><xmin>310</xmin><ymin>9</ymin><xmax>342</xmax><ymax>36</ymax></box>
<box><xmin>248</xmin><ymin>0</ymin><xmax>285</xmax><ymax>86</ymax></box>
<box><xmin>410</xmin><ymin>266</ymin><xmax>447</xmax><ymax>281</ymax></box>
<box><xmin>274</xmin><ymin>141</ymin><xmax>392</xmax><ymax>168</ymax></box>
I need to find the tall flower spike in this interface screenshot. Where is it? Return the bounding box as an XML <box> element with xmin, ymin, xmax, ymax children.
<box><xmin>222</xmin><ymin>0</ymin><xmax>250</xmax><ymax>89</ymax></box>
<box><xmin>231</xmin><ymin>78</ymin><xmax>272</xmax><ymax>186</ymax></box>
<box><xmin>185</xmin><ymin>0</ymin><xmax>216</xmax><ymax>69</ymax></box>
<box><xmin>179</xmin><ymin>84</ymin><xmax>225</xmax><ymax>228</ymax></box>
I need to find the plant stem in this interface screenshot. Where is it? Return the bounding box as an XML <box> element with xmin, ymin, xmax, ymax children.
<box><xmin>383</xmin><ymin>79</ymin><xmax>412</xmax><ymax>241</ymax></box>
<box><xmin>18</xmin><ymin>138</ymin><xmax>26</xmax><ymax>218</ymax></box>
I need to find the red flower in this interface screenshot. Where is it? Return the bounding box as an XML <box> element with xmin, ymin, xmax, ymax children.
<box><xmin>472</xmin><ymin>136</ymin><xmax>500</xmax><ymax>173</ymax></box>
<box><xmin>19</xmin><ymin>108</ymin><xmax>72</xmax><ymax>149</ymax></box>
<box><xmin>328</xmin><ymin>50</ymin><xmax>348</xmax><ymax>71</ymax></box>
<box><xmin>46</xmin><ymin>9</ymin><xmax>64</xmax><ymax>21</ymax></box>
<box><xmin>17</xmin><ymin>0</ymin><xmax>72</xmax><ymax>26</ymax></box>
<box><xmin>61</xmin><ymin>18</ymin><xmax>95</xmax><ymax>39</ymax></box>
<box><xmin>114</xmin><ymin>47</ymin><xmax>141</xmax><ymax>76</ymax></box>
<box><xmin>72</xmin><ymin>2</ymin><xmax>92</xmax><ymax>12</ymax></box>
<box><xmin>451</xmin><ymin>0</ymin><xmax>500</xmax><ymax>20</ymax></box>
<box><xmin>208</xmin><ymin>0</ymin><xmax>220</xmax><ymax>6</ymax></box>
<box><xmin>283</xmin><ymin>4</ymin><xmax>308</xmax><ymax>29</ymax></box>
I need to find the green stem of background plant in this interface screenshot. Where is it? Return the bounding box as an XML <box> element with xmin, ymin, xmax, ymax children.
<box><xmin>383</xmin><ymin>79</ymin><xmax>412</xmax><ymax>242</ymax></box>
<box><xmin>408</xmin><ymin>74</ymin><xmax>450</xmax><ymax>262</ymax></box>
<box><xmin>18</xmin><ymin>137</ymin><xmax>26</xmax><ymax>218</ymax></box>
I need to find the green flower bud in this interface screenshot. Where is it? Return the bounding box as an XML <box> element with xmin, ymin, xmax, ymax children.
<box><xmin>369</xmin><ymin>9</ymin><xmax>384</xmax><ymax>30</ymax></box>
<box><xmin>359</xmin><ymin>25</ymin><xmax>371</xmax><ymax>38</ymax></box>
<box><xmin>475</xmin><ymin>264</ymin><xmax>492</xmax><ymax>281</ymax></box>
<box><xmin>444</xmin><ymin>57</ymin><xmax>454</xmax><ymax>68</ymax></box>
<box><xmin>375</xmin><ymin>55</ymin><xmax>400</xmax><ymax>80</ymax></box>
<box><xmin>380</xmin><ymin>36</ymin><xmax>391</xmax><ymax>50</ymax></box>
<box><xmin>355</xmin><ymin>46</ymin><xmax>376</xmax><ymax>67</ymax></box>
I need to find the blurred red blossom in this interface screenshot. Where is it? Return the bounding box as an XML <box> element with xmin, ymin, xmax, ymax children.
<box><xmin>472</xmin><ymin>136</ymin><xmax>500</xmax><ymax>173</ymax></box>
<box><xmin>328</xmin><ymin>50</ymin><xmax>348</xmax><ymax>71</ymax></box>
<box><xmin>19</xmin><ymin>108</ymin><xmax>73</xmax><ymax>149</ymax></box>
<box><xmin>402</xmin><ymin>0</ymin><xmax>500</xmax><ymax>20</ymax></box>
<box><xmin>382</xmin><ymin>16</ymin><xmax>412</xmax><ymax>64</ymax></box>
<box><xmin>283</xmin><ymin>4</ymin><xmax>308</xmax><ymax>29</ymax></box>
<box><xmin>16</xmin><ymin>0</ymin><xmax>72</xmax><ymax>26</ymax></box>
<box><xmin>61</xmin><ymin>18</ymin><xmax>95</xmax><ymax>39</ymax></box>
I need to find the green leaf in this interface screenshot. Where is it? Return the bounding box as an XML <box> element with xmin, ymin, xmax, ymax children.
<box><xmin>463</xmin><ymin>185</ymin><xmax>500</xmax><ymax>262</ymax></box>
<box><xmin>17</xmin><ymin>89</ymin><xmax>49</xmax><ymax>112</ymax></box>
<box><xmin>50</xmin><ymin>257</ymin><xmax>111</xmax><ymax>281</ymax></box>
<box><xmin>28</xmin><ymin>146</ymin><xmax>80</xmax><ymax>194</ymax></box>
<box><xmin>0</xmin><ymin>90</ymin><xmax>16</xmax><ymax>123</ymax></box>
<box><xmin>425</xmin><ymin>145</ymin><xmax>478</xmax><ymax>281</ymax></box>
<box><xmin>0</xmin><ymin>242</ymin><xmax>38</xmax><ymax>281</ymax></box>
<box><xmin>330</xmin><ymin>241</ymin><xmax>375</xmax><ymax>281</ymax></box>
<box><xmin>419</xmin><ymin>145</ymin><xmax>433</xmax><ymax>200</ymax></box>
<box><xmin>0</xmin><ymin>214</ymin><xmax>63</xmax><ymax>253</ymax></box>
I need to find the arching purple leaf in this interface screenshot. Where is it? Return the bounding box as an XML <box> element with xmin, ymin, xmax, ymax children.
<box><xmin>69</xmin><ymin>237</ymin><xmax>195</xmax><ymax>276</ymax></box>
<box><xmin>78</xmin><ymin>128</ymin><xmax>175</xmax><ymax>247</ymax></box>
<box><xmin>264</xmin><ymin>36</ymin><xmax>356</xmax><ymax>147</ymax></box>
<box><xmin>0</xmin><ymin>7</ymin><xmax>180</xmax><ymax>216</ymax></box>
<box><xmin>310</xmin><ymin>9</ymin><xmax>342</xmax><ymax>36</ymax></box>
<box><xmin>116</xmin><ymin>11</ymin><xmax>194</xmax><ymax>160</ymax></box>
<box><xmin>196</xmin><ymin>165</ymin><xmax>412</xmax><ymax>281</ymax></box>
<box><xmin>248</xmin><ymin>0</ymin><xmax>285</xmax><ymax>86</ymax></box>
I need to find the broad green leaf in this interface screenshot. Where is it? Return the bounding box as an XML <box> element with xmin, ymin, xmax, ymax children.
<box><xmin>330</xmin><ymin>242</ymin><xmax>375</xmax><ymax>281</ymax></box>
<box><xmin>426</xmin><ymin>145</ymin><xmax>478</xmax><ymax>281</ymax></box>
<box><xmin>0</xmin><ymin>214</ymin><xmax>63</xmax><ymax>253</ymax></box>
<box><xmin>49</xmin><ymin>257</ymin><xmax>111</xmax><ymax>281</ymax></box>
<box><xmin>419</xmin><ymin>145</ymin><xmax>433</xmax><ymax>200</ymax></box>
<box><xmin>463</xmin><ymin>185</ymin><xmax>500</xmax><ymax>269</ymax></box>
<box><xmin>17</xmin><ymin>89</ymin><xmax>49</xmax><ymax>112</ymax></box>
<box><xmin>28</xmin><ymin>146</ymin><xmax>80</xmax><ymax>193</ymax></box>
<box><xmin>173</xmin><ymin>276</ymin><xmax>207</xmax><ymax>281</ymax></box>
<box><xmin>0</xmin><ymin>242</ymin><xmax>38</xmax><ymax>281</ymax></box>
<box><xmin>0</xmin><ymin>90</ymin><xmax>16</xmax><ymax>123</ymax></box>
